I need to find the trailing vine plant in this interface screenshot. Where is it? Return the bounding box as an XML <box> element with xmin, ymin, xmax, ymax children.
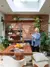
<box><xmin>34</xmin><ymin>16</ymin><xmax>40</xmax><ymax>32</ymax></box>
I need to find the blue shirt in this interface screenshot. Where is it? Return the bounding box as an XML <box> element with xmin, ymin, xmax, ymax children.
<box><xmin>32</xmin><ymin>33</ymin><xmax>40</xmax><ymax>47</ymax></box>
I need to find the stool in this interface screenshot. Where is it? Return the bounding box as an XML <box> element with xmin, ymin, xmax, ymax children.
<box><xmin>32</xmin><ymin>60</ymin><xmax>49</xmax><ymax>67</ymax></box>
<box><xmin>32</xmin><ymin>52</ymin><xmax>49</xmax><ymax>67</ymax></box>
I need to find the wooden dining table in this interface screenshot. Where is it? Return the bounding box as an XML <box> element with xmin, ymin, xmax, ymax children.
<box><xmin>0</xmin><ymin>44</ymin><xmax>32</xmax><ymax>60</ymax></box>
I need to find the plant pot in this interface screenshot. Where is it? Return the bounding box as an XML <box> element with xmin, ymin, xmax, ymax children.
<box><xmin>42</xmin><ymin>51</ymin><xmax>47</xmax><ymax>56</ymax></box>
<box><xmin>47</xmin><ymin>51</ymin><xmax>50</xmax><ymax>56</ymax></box>
<box><xmin>3</xmin><ymin>44</ymin><xmax>9</xmax><ymax>48</ymax></box>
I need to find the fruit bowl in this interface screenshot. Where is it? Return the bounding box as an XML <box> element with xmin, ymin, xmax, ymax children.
<box><xmin>14</xmin><ymin>43</ymin><xmax>23</xmax><ymax>49</ymax></box>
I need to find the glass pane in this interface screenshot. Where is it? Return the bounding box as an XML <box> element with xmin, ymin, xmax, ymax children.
<box><xmin>48</xmin><ymin>24</ymin><xmax>50</xmax><ymax>32</ymax></box>
<box><xmin>21</xmin><ymin>0</ymin><xmax>38</xmax><ymax>2</ymax></box>
<box><xmin>48</xmin><ymin>32</ymin><xmax>50</xmax><ymax>36</ymax></box>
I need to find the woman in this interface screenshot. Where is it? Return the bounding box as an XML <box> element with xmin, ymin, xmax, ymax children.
<box><xmin>31</xmin><ymin>27</ymin><xmax>40</xmax><ymax>52</ymax></box>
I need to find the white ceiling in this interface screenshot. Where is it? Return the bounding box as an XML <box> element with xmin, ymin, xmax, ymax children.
<box><xmin>6</xmin><ymin>0</ymin><xmax>45</xmax><ymax>12</ymax></box>
<box><xmin>0</xmin><ymin>0</ymin><xmax>50</xmax><ymax>14</ymax></box>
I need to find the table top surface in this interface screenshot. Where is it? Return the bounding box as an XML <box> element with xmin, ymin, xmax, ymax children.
<box><xmin>0</xmin><ymin>45</ymin><xmax>32</xmax><ymax>56</ymax></box>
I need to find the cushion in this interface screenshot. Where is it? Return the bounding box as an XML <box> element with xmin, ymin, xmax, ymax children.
<box><xmin>32</xmin><ymin>53</ymin><xmax>48</xmax><ymax>62</ymax></box>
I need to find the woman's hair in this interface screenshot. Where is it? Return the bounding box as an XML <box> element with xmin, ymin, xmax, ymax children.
<box><xmin>34</xmin><ymin>27</ymin><xmax>39</xmax><ymax>32</ymax></box>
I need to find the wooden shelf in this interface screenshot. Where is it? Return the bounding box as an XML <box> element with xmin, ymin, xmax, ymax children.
<box><xmin>4</xmin><ymin>20</ymin><xmax>34</xmax><ymax>23</ymax></box>
<box><xmin>5</xmin><ymin>29</ymin><xmax>22</xmax><ymax>32</ymax></box>
<box><xmin>9</xmin><ymin>40</ymin><xmax>23</xmax><ymax>43</ymax></box>
<box><xmin>11</xmin><ymin>29</ymin><xmax>22</xmax><ymax>32</ymax></box>
<box><xmin>8</xmin><ymin>39</ymin><xmax>31</xmax><ymax>43</ymax></box>
<box><xmin>4</xmin><ymin>19</ymin><xmax>47</xmax><ymax>23</ymax></box>
<box><xmin>5</xmin><ymin>14</ymin><xmax>49</xmax><ymax>43</ymax></box>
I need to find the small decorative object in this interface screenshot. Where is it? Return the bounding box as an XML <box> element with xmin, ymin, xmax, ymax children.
<box><xmin>13</xmin><ymin>16</ymin><xmax>19</xmax><ymax>21</ymax></box>
<box><xmin>1</xmin><ymin>16</ymin><xmax>4</xmax><ymax>22</ymax></box>
<box><xmin>8</xmin><ymin>25</ymin><xmax>12</xmax><ymax>29</ymax></box>
<box><xmin>16</xmin><ymin>16</ymin><xmax>19</xmax><ymax>20</ymax></box>
<box><xmin>13</xmin><ymin>17</ymin><xmax>16</xmax><ymax>20</ymax></box>
<box><xmin>16</xmin><ymin>32</ymin><xmax>20</xmax><ymax>35</ymax></box>
<box><xmin>1</xmin><ymin>17</ymin><xmax>4</xmax><ymax>30</ymax></box>
<box><xmin>8</xmin><ymin>32</ymin><xmax>12</xmax><ymax>35</ymax></box>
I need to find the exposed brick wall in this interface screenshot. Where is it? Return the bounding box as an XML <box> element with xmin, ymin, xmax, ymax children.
<box><xmin>40</xmin><ymin>15</ymin><xmax>49</xmax><ymax>33</ymax></box>
<box><xmin>5</xmin><ymin>14</ymin><xmax>49</xmax><ymax>39</ymax></box>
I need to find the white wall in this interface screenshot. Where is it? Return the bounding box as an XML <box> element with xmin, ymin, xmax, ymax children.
<box><xmin>48</xmin><ymin>15</ymin><xmax>50</xmax><ymax>37</ymax></box>
<box><xmin>0</xmin><ymin>12</ymin><xmax>5</xmax><ymax>38</ymax></box>
<box><xmin>49</xmin><ymin>15</ymin><xmax>50</xmax><ymax>23</ymax></box>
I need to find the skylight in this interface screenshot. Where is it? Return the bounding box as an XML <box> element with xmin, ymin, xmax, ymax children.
<box><xmin>21</xmin><ymin>0</ymin><xmax>39</xmax><ymax>2</ymax></box>
<box><xmin>6</xmin><ymin>0</ymin><xmax>46</xmax><ymax>12</ymax></box>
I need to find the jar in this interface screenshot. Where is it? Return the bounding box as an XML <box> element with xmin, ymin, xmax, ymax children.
<box><xmin>14</xmin><ymin>48</ymin><xmax>24</xmax><ymax>60</ymax></box>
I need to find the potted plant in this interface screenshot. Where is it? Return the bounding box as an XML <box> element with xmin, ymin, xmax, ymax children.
<box><xmin>0</xmin><ymin>44</ymin><xmax>5</xmax><ymax>51</ymax></box>
<box><xmin>40</xmin><ymin>32</ymin><xmax>48</xmax><ymax>51</ymax></box>
<box><xmin>45</xmin><ymin>38</ymin><xmax>50</xmax><ymax>56</ymax></box>
<box><xmin>2</xmin><ymin>37</ymin><xmax>9</xmax><ymax>48</ymax></box>
<box><xmin>40</xmin><ymin>31</ymin><xmax>50</xmax><ymax>55</ymax></box>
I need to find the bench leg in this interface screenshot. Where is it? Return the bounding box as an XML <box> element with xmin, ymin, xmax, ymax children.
<box><xmin>44</xmin><ymin>64</ymin><xmax>49</xmax><ymax>67</ymax></box>
<box><xmin>33</xmin><ymin>64</ymin><xmax>38</xmax><ymax>67</ymax></box>
<box><xmin>22</xmin><ymin>65</ymin><xmax>24</xmax><ymax>67</ymax></box>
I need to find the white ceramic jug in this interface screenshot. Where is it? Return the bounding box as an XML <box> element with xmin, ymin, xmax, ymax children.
<box><xmin>0</xmin><ymin>56</ymin><xmax>24</xmax><ymax>67</ymax></box>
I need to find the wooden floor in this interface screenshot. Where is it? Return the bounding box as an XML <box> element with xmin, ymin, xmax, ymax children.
<box><xmin>24</xmin><ymin>62</ymin><xmax>33</xmax><ymax>67</ymax></box>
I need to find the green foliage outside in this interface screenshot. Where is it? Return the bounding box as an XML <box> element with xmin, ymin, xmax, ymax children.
<box><xmin>40</xmin><ymin>32</ymin><xmax>50</xmax><ymax>51</ymax></box>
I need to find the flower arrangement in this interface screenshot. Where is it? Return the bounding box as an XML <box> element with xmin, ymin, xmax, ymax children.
<box><xmin>14</xmin><ymin>43</ymin><xmax>23</xmax><ymax>49</ymax></box>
